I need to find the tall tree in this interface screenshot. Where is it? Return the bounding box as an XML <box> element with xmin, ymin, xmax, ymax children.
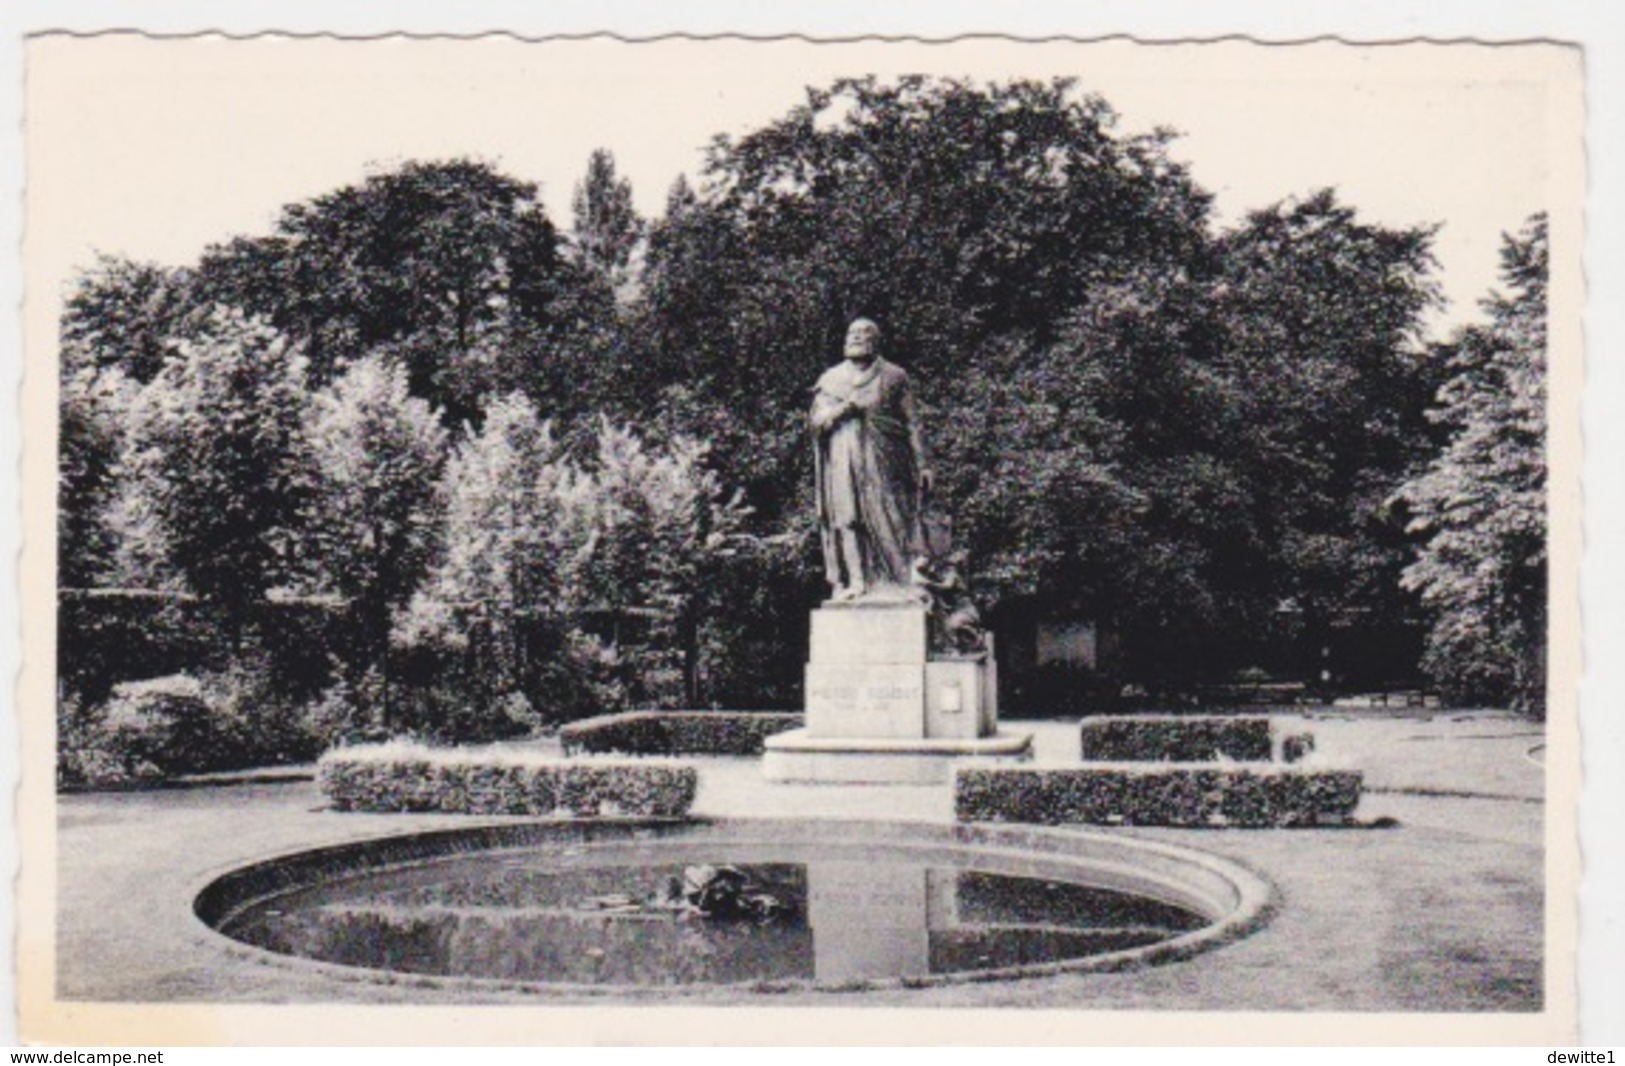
<box><xmin>1211</xmin><ymin>190</ymin><xmax>1442</xmax><ymax>685</ymax></box>
<box><xmin>192</xmin><ymin>159</ymin><xmax>580</xmax><ymax>427</ymax></box>
<box><xmin>115</xmin><ymin>307</ymin><xmax>308</xmax><ymax>637</ymax></box>
<box><xmin>395</xmin><ymin>392</ymin><xmax>583</xmax><ymax>731</ymax></box>
<box><xmin>570</xmin><ymin>148</ymin><xmax>643</xmax><ymax>289</ymax></box>
<box><xmin>58</xmin><ymin>364</ymin><xmax>138</xmax><ymax>589</ymax></box>
<box><xmin>566</xmin><ymin>420</ymin><xmax>752</xmax><ymax>709</ymax></box>
<box><xmin>300</xmin><ymin>355</ymin><xmax>451</xmax><ymax>717</ymax></box>
<box><xmin>61</xmin><ymin>256</ymin><xmax>195</xmax><ymax>384</ymax></box>
<box><xmin>638</xmin><ymin>75</ymin><xmax>1213</xmax><ymax>523</ymax></box>
<box><xmin>536</xmin><ymin>149</ymin><xmax>648</xmax><ymax>436</ymax></box>
<box><xmin>1397</xmin><ymin>214</ymin><xmax>1547</xmax><ymax>712</ymax></box>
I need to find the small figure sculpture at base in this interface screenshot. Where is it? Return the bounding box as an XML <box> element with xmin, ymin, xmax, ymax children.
<box><xmin>911</xmin><ymin>550</ymin><xmax>989</xmax><ymax>657</ymax></box>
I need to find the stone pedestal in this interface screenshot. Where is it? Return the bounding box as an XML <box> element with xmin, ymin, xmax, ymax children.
<box><xmin>763</xmin><ymin>601</ymin><xmax>1032</xmax><ymax>784</ymax></box>
<box><xmin>924</xmin><ymin>656</ymin><xmax>998</xmax><ymax>739</ymax></box>
<box><xmin>805</xmin><ymin>604</ymin><xmax>928</xmax><ymax>740</ymax></box>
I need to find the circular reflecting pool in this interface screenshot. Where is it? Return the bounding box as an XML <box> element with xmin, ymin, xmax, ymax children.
<box><xmin>198</xmin><ymin>820</ymin><xmax>1270</xmax><ymax>991</ymax></box>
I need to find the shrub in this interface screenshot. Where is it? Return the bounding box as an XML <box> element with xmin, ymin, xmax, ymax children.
<box><xmin>1078</xmin><ymin>715</ymin><xmax>1273</xmax><ymax>762</ymax></box>
<box><xmin>58</xmin><ymin>659</ymin><xmax>335</xmax><ymax>790</ymax></box>
<box><xmin>1281</xmin><ymin>732</ymin><xmax>1317</xmax><ymax>764</ymax></box>
<box><xmin>296</xmin><ymin>672</ymin><xmax>399</xmax><ymax>749</ymax></box>
<box><xmin>96</xmin><ymin>674</ymin><xmax>245</xmax><ymax>777</ymax></box>
<box><xmin>56</xmin><ymin>688</ymin><xmax>163</xmax><ymax>790</ymax></box>
<box><xmin>559</xmin><ymin>711</ymin><xmax>804</xmax><ymax>756</ymax></box>
<box><xmin>199</xmin><ymin>658</ymin><xmax>327</xmax><ymax>766</ymax></box>
<box><xmin>954</xmin><ymin>764</ymin><xmax>1363</xmax><ymax>828</ymax></box>
<box><xmin>317</xmin><ymin>741</ymin><xmax>698</xmax><ymax>817</ymax></box>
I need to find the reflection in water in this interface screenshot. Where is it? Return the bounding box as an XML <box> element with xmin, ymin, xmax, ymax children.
<box><xmin>220</xmin><ymin>849</ymin><xmax>1205</xmax><ymax>987</ymax></box>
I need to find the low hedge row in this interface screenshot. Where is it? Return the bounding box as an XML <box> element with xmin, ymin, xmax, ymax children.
<box><xmin>317</xmin><ymin>742</ymin><xmax>697</xmax><ymax>817</ymax></box>
<box><xmin>558</xmin><ymin>711</ymin><xmax>804</xmax><ymax>757</ymax></box>
<box><xmin>1079</xmin><ymin>715</ymin><xmax>1274</xmax><ymax>763</ymax></box>
<box><xmin>954</xmin><ymin>764</ymin><xmax>1363</xmax><ymax>828</ymax></box>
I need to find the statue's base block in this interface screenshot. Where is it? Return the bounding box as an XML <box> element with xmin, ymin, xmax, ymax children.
<box><xmin>774</xmin><ymin>600</ymin><xmax>1031</xmax><ymax>784</ymax></box>
<box><xmin>761</xmin><ymin>728</ymin><xmax>1033</xmax><ymax>785</ymax></box>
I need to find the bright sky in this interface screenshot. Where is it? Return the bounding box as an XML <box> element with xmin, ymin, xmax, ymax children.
<box><xmin>26</xmin><ymin>34</ymin><xmax>1575</xmax><ymax>338</ymax></box>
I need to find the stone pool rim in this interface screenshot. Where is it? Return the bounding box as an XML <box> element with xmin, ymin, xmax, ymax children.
<box><xmin>191</xmin><ymin>817</ymin><xmax>1277</xmax><ymax>996</ymax></box>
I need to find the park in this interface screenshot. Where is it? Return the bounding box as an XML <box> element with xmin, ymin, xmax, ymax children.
<box><xmin>42</xmin><ymin>64</ymin><xmax>1553</xmax><ymax>1020</ymax></box>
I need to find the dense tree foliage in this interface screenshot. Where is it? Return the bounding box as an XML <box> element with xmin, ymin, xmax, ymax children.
<box><xmin>571</xmin><ymin>147</ymin><xmax>643</xmax><ymax>291</ymax></box>
<box><xmin>60</xmin><ymin>256</ymin><xmax>195</xmax><ymax>384</ymax></box>
<box><xmin>299</xmin><ymin>356</ymin><xmax>451</xmax><ymax>724</ymax></box>
<box><xmin>1397</xmin><ymin>215</ymin><xmax>1547</xmax><ymax>712</ymax></box>
<box><xmin>58</xmin><ymin>363</ymin><xmax>135</xmax><ymax>590</ymax></box>
<box><xmin>190</xmin><ymin>159</ymin><xmax>590</xmax><ymax>428</ymax></box>
<box><xmin>633</xmin><ymin>77</ymin><xmax>1442</xmax><ymax>696</ymax></box>
<box><xmin>637</xmin><ymin>77</ymin><xmax>1213</xmax><ymax>518</ymax></box>
<box><xmin>395</xmin><ymin>399</ymin><xmax>750</xmax><ymax>737</ymax></box>
<box><xmin>393</xmin><ymin>393</ymin><xmax>580</xmax><ymax>735</ymax></box>
<box><xmin>54</xmin><ymin>77</ymin><xmax>1548</xmax><ymax>775</ymax></box>
<box><xmin>1207</xmin><ymin>192</ymin><xmax>1444</xmax><ymax>688</ymax></box>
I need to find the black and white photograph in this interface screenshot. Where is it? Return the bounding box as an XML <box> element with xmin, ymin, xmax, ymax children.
<box><xmin>15</xmin><ymin>28</ymin><xmax>1591</xmax><ymax>1045</ymax></box>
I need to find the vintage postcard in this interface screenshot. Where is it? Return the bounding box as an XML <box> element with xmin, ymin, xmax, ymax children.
<box><xmin>16</xmin><ymin>32</ymin><xmax>1584</xmax><ymax>1044</ymax></box>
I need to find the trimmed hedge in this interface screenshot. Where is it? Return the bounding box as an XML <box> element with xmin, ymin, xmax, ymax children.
<box><xmin>1079</xmin><ymin>715</ymin><xmax>1273</xmax><ymax>763</ymax></box>
<box><xmin>954</xmin><ymin>764</ymin><xmax>1363</xmax><ymax>828</ymax></box>
<box><xmin>318</xmin><ymin>742</ymin><xmax>697</xmax><ymax>817</ymax></box>
<box><xmin>559</xmin><ymin>710</ymin><xmax>804</xmax><ymax>757</ymax></box>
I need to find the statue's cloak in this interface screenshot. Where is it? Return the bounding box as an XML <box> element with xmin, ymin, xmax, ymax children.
<box><xmin>811</xmin><ymin>356</ymin><xmax>923</xmax><ymax>592</ymax></box>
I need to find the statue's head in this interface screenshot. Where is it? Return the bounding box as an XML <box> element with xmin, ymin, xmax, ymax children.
<box><xmin>843</xmin><ymin>318</ymin><xmax>881</xmax><ymax>362</ymax></box>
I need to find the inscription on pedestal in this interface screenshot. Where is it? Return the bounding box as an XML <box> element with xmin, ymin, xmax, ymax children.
<box><xmin>806</xmin><ymin>663</ymin><xmax>925</xmax><ymax>739</ymax></box>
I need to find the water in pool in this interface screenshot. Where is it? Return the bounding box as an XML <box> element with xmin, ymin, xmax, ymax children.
<box><xmin>218</xmin><ymin>840</ymin><xmax>1206</xmax><ymax>987</ymax></box>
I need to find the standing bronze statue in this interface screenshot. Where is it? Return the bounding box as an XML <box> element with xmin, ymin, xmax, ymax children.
<box><xmin>811</xmin><ymin>318</ymin><xmax>931</xmax><ymax>602</ymax></box>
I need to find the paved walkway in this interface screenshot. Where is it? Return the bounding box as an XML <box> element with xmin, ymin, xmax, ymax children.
<box><xmin>52</xmin><ymin>711</ymin><xmax>1547</xmax><ymax>1012</ymax></box>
